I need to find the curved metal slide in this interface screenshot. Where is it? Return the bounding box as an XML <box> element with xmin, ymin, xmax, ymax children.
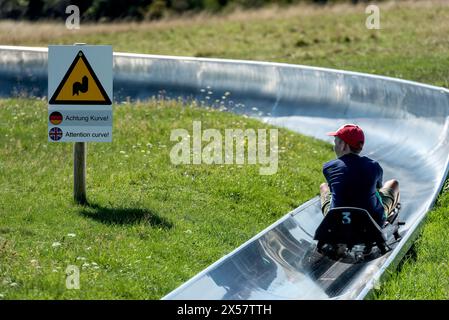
<box><xmin>1</xmin><ymin>46</ymin><xmax>449</xmax><ymax>299</ymax></box>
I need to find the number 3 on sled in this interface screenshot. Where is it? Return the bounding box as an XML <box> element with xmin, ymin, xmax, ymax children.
<box><xmin>342</xmin><ymin>211</ymin><xmax>351</xmax><ymax>224</ymax></box>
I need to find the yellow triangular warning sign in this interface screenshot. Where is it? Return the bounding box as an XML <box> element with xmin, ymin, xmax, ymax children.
<box><xmin>49</xmin><ymin>51</ymin><xmax>111</xmax><ymax>105</ymax></box>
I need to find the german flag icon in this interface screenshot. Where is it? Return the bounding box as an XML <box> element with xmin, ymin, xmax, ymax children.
<box><xmin>49</xmin><ymin>111</ymin><xmax>63</xmax><ymax>125</ymax></box>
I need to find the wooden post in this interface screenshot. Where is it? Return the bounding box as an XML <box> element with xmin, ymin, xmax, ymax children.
<box><xmin>74</xmin><ymin>142</ymin><xmax>87</xmax><ymax>204</ymax></box>
<box><xmin>73</xmin><ymin>43</ymin><xmax>87</xmax><ymax>205</ymax></box>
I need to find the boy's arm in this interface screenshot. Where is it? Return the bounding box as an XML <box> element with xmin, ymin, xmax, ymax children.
<box><xmin>322</xmin><ymin>164</ymin><xmax>332</xmax><ymax>192</ymax></box>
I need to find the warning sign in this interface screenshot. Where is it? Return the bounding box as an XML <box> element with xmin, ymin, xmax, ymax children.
<box><xmin>48</xmin><ymin>45</ymin><xmax>112</xmax><ymax>143</ymax></box>
<box><xmin>49</xmin><ymin>50</ymin><xmax>111</xmax><ymax>105</ymax></box>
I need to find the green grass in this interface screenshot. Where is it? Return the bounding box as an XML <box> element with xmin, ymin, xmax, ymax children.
<box><xmin>2</xmin><ymin>0</ymin><xmax>449</xmax><ymax>299</ymax></box>
<box><xmin>372</xmin><ymin>182</ymin><xmax>449</xmax><ymax>299</ymax></box>
<box><xmin>0</xmin><ymin>98</ymin><xmax>332</xmax><ymax>299</ymax></box>
<box><xmin>3</xmin><ymin>2</ymin><xmax>449</xmax><ymax>87</ymax></box>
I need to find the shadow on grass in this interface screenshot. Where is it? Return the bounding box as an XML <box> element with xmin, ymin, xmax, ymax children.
<box><xmin>79</xmin><ymin>203</ymin><xmax>173</xmax><ymax>229</ymax></box>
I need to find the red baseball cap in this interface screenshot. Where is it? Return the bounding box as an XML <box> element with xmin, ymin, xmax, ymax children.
<box><xmin>327</xmin><ymin>124</ymin><xmax>365</xmax><ymax>150</ymax></box>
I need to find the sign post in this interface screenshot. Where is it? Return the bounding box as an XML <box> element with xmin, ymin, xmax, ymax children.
<box><xmin>48</xmin><ymin>44</ymin><xmax>113</xmax><ymax>204</ymax></box>
<box><xmin>73</xmin><ymin>43</ymin><xmax>86</xmax><ymax>205</ymax></box>
<box><xmin>74</xmin><ymin>141</ymin><xmax>87</xmax><ymax>204</ymax></box>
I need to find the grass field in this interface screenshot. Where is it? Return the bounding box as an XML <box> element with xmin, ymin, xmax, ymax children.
<box><xmin>0</xmin><ymin>98</ymin><xmax>331</xmax><ymax>299</ymax></box>
<box><xmin>2</xmin><ymin>1</ymin><xmax>449</xmax><ymax>87</ymax></box>
<box><xmin>1</xmin><ymin>0</ymin><xmax>449</xmax><ymax>299</ymax></box>
<box><xmin>374</xmin><ymin>184</ymin><xmax>449</xmax><ymax>299</ymax></box>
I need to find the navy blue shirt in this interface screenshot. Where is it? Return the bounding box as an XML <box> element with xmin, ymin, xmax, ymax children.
<box><xmin>323</xmin><ymin>153</ymin><xmax>385</xmax><ymax>225</ymax></box>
